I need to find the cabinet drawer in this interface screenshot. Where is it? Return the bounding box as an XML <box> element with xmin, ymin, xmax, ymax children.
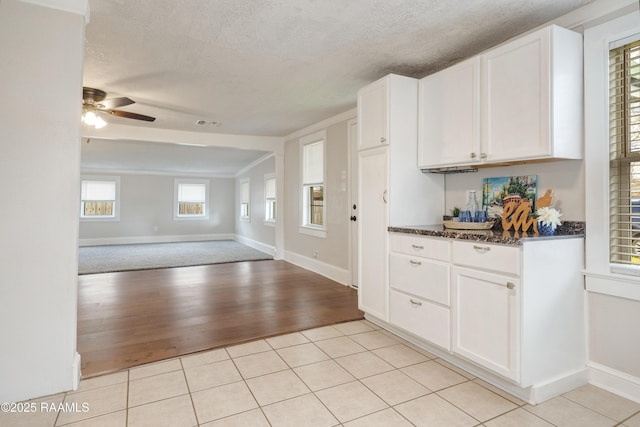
<box><xmin>390</xmin><ymin>290</ymin><xmax>450</xmax><ymax>351</ymax></box>
<box><xmin>452</xmin><ymin>241</ymin><xmax>520</xmax><ymax>276</ymax></box>
<box><xmin>390</xmin><ymin>233</ymin><xmax>450</xmax><ymax>261</ymax></box>
<box><xmin>390</xmin><ymin>253</ymin><xmax>449</xmax><ymax>306</ymax></box>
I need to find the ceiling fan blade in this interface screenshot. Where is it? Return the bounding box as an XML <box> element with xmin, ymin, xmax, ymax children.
<box><xmin>108</xmin><ymin>110</ymin><xmax>156</xmax><ymax>122</ymax></box>
<box><xmin>99</xmin><ymin>97</ymin><xmax>135</xmax><ymax>109</ymax></box>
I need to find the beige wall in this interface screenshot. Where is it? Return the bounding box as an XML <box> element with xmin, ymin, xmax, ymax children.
<box><xmin>0</xmin><ymin>0</ymin><xmax>85</xmax><ymax>402</ymax></box>
<box><xmin>284</xmin><ymin>119</ymin><xmax>350</xmax><ymax>271</ymax></box>
<box><xmin>444</xmin><ymin>159</ymin><xmax>585</xmax><ymax>221</ymax></box>
<box><xmin>235</xmin><ymin>156</ymin><xmax>276</xmax><ymax>248</ymax></box>
<box><xmin>79</xmin><ymin>173</ymin><xmax>236</xmax><ymax>242</ymax></box>
<box><xmin>588</xmin><ymin>293</ymin><xmax>640</xmax><ymax>378</ymax></box>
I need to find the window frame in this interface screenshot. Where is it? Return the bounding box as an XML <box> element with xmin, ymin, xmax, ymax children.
<box><xmin>264</xmin><ymin>173</ymin><xmax>276</xmax><ymax>226</ymax></box>
<box><xmin>239</xmin><ymin>178</ymin><xmax>250</xmax><ymax>222</ymax></box>
<box><xmin>80</xmin><ymin>175</ymin><xmax>120</xmax><ymax>222</ymax></box>
<box><xmin>609</xmin><ymin>40</ymin><xmax>640</xmax><ymax>274</ymax></box>
<box><xmin>299</xmin><ymin>130</ymin><xmax>327</xmax><ymax>238</ymax></box>
<box><xmin>173</xmin><ymin>178</ymin><xmax>209</xmax><ymax>220</ymax></box>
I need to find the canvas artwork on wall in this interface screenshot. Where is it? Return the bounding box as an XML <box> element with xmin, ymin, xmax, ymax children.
<box><xmin>482</xmin><ymin>175</ymin><xmax>538</xmax><ymax>217</ymax></box>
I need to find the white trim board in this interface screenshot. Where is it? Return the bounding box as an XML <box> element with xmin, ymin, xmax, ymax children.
<box><xmin>589</xmin><ymin>362</ymin><xmax>640</xmax><ymax>403</ymax></box>
<box><xmin>234</xmin><ymin>234</ymin><xmax>276</xmax><ymax>257</ymax></box>
<box><xmin>284</xmin><ymin>250</ymin><xmax>349</xmax><ymax>286</ymax></box>
<box><xmin>79</xmin><ymin>233</ymin><xmax>236</xmax><ymax>247</ymax></box>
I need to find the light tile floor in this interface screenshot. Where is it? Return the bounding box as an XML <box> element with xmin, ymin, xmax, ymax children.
<box><xmin>3</xmin><ymin>320</ymin><xmax>640</xmax><ymax>427</ymax></box>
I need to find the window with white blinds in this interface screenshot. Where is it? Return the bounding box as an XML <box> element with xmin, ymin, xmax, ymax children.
<box><xmin>175</xmin><ymin>179</ymin><xmax>208</xmax><ymax>219</ymax></box>
<box><xmin>609</xmin><ymin>40</ymin><xmax>640</xmax><ymax>268</ymax></box>
<box><xmin>300</xmin><ymin>132</ymin><xmax>325</xmax><ymax>230</ymax></box>
<box><xmin>240</xmin><ymin>179</ymin><xmax>250</xmax><ymax>219</ymax></box>
<box><xmin>80</xmin><ymin>177</ymin><xmax>119</xmax><ymax>219</ymax></box>
<box><xmin>264</xmin><ymin>175</ymin><xmax>276</xmax><ymax>223</ymax></box>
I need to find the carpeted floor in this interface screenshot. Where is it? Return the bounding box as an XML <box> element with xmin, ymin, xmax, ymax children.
<box><xmin>78</xmin><ymin>240</ymin><xmax>273</xmax><ymax>274</ymax></box>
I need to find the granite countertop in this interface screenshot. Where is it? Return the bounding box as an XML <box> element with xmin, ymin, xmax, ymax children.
<box><xmin>388</xmin><ymin>221</ymin><xmax>585</xmax><ymax>246</ymax></box>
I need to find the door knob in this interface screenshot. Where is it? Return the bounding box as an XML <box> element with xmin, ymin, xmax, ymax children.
<box><xmin>350</xmin><ymin>216</ymin><xmax>357</xmax><ymax>221</ymax></box>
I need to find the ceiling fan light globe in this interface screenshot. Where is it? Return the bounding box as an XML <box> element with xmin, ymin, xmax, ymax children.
<box><xmin>83</xmin><ymin>110</ymin><xmax>97</xmax><ymax>125</ymax></box>
<box><xmin>94</xmin><ymin>116</ymin><xmax>107</xmax><ymax>129</ymax></box>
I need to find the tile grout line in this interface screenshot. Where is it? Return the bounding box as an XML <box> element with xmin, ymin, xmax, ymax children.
<box><xmin>179</xmin><ymin>355</ymin><xmax>201</xmax><ymax>427</ymax></box>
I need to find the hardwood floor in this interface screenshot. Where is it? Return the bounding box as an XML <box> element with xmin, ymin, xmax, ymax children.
<box><xmin>77</xmin><ymin>260</ymin><xmax>363</xmax><ymax>377</ymax></box>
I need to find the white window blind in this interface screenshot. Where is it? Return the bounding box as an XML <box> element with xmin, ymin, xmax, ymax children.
<box><xmin>178</xmin><ymin>183</ymin><xmax>206</xmax><ymax>202</ymax></box>
<box><xmin>265</xmin><ymin>177</ymin><xmax>276</xmax><ymax>199</ymax></box>
<box><xmin>240</xmin><ymin>180</ymin><xmax>250</xmax><ymax>219</ymax></box>
<box><xmin>609</xmin><ymin>40</ymin><xmax>640</xmax><ymax>267</ymax></box>
<box><xmin>303</xmin><ymin>140</ymin><xmax>324</xmax><ymax>184</ymax></box>
<box><xmin>81</xmin><ymin>180</ymin><xmax>116</xmax><ymax>201</ymax></box>
<box><xmin>240</xmin><ymin>181</ymin><xmax>250</xmax><ymax>203</ymax></box>
<box><xmin>265</xmin><ymin>176</ymin><xmax>276</xmax><ymax>222</ymax></box>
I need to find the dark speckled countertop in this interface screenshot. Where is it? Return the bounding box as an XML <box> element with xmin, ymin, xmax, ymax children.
<box><xmin>388</xmin><ymin>221</ymin><xmax>585</xmax><ymax>246</ymax></box>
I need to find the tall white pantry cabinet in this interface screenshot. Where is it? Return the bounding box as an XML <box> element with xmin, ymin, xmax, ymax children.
<box><xmin>356</xmin><ymin>74</ymin><xmax>444</xmax><ymax>321</ymax></box>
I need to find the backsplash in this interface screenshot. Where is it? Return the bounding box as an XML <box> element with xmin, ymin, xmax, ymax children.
<box><xmin>442</xmin><ymin>159</ymin><xmax>585</xmax><ymax>221</ymax></box>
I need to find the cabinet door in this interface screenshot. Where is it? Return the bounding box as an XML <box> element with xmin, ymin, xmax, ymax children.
<box><xmin>358</xmin><ymin>78</ymin><xmax>388</xmax><ymax>151</ymax></box>
<box><xmin>358</xmin><ymin>147</ymin><xmax>389</xmax><ymax>320</ymax></box>
<box><xmin>482</xmin><ymin>29</ymin><xmax>551</xmax><ymax>162</ymax></box>
<box><xmin>418</xmin><ymin>57</ymin><xmax>480</xmax><ymax>168</ymax></box>
<box><xmin>451</xmin><ymin>266</ymin><xmax>520</xmax><ymax>381</ymax></box>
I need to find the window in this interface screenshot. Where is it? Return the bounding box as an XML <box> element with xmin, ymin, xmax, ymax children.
<box><xmin>80</xmin><ymin>177</ymin><xmax>119</xmax><ymax>220</ymax></box>
<box><xmin>174</xmin><ymin>179</ymin><xmax>208</xmax><ymax>219</ymax></box>
<box><xmin>240</xmin><ymin>179</ymin><xmax>250</xmax><ymax>220</ymax></box>
<box><xmin>610</xmin><ymin>40</ymin><xmax>640</xmax><ymax>268</ymax></box>
<box><xmin>264</xmin><ymin>174</ymin><xmax>276</xmax><ymax>224</ymax></box>
<box><xmin>300</xmin><ymin>130</ymin><xmax>326</xmax><ymax>237</ymax></box>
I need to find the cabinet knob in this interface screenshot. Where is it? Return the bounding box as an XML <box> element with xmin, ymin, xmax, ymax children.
<box><xmin>506</xmin><ymin>282</ymin><xmax>515</xmax><ymax>290</ymax></box>
<box><xmin>470</xmin><ymin>152</ymin><xmax>477</xmax><ymax>159</ymax></box>
<box><xmin>409</xmin><ymin>299</ymin><xmax>423</xmax><ymax>306</ymax></box>
<box><xmin>350</xmin><ymin>215</ymin><xmax>357</xmax><ymax>221</ymax></box>
<box><xmin>382</xmin><ymin>190</ymin><xmax>388</xmax><ymax>204</ymax></box>
<box><xmin>409</xmin><ymin>260</ymin><xmax>422</xmax><ymax>266</ymax></box>
<box><xmin>380</xmin><ymin>137</ymin><xmax>386</xmax><ymax>143</ymax></box>
<box><xmin>480</xmin><ymin>153</ymin><xmax>487</xmax><ymax>159</ymax></box>
<box><xmin>473</xmin><ymin>245</ymin><xmax>491</xmax><ymax>253</ymax></box>
<box><xmin>411</xmin><ymin>244</ymin><xmax>424</xmax><ymax>250</ymax></box>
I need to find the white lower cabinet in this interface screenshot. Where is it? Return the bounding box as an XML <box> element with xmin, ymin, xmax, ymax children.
<box><xmin>390</xmin><ymin>290</ymin><xmax>450</xmax><ymax>350</ymax></box>
<box><xmin>380</xmin><ymin>234</ymin><xmax>586</xmax><ymax>402</ymax></box>
<box><xmin>451</xmin><ymin>266</ymin><xmax>520</xmax><ymax>381</ymax></box>
<box><xmin>389</xmin><ymin>233</ymin><xmax>451</xmax><ymax>351</ymax></box>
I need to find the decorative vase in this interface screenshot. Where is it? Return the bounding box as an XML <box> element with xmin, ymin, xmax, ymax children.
<box><xmin>537</xmin><ymin>222</ymin><xmax>556</xmax><ymax>236</ymax></box>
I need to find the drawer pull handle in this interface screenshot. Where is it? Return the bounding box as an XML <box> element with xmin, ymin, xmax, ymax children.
<box><xmin>506</xmin><ymin>282</ymin><xmax>515</xmax><ymax>290</ymax></box>
<box><xmin>411</xmin><ymin>244</ymin><xmax>424</xmax><ymax>250</ymax></box>
<box><xmin>409</xmin><ymin>299</ymin><xmax>423</xmax><ymax>306</ymax></box>
<box><xmin>473</xmin><ymin>245</ymin><xmax>491</xmax><ymax>253</ymax></box>
<box><xmin>409</xmin><ymin>260</ymin><xmax>422</xmax><ymax>266</ymax></box>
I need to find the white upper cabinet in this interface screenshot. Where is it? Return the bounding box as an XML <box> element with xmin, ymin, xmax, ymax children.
<box><xmin>418</xmin><ymin>25</ymin><xmax>583</xmax><ymax>169</ymax></box>
<box><xmin>357</xmin><ymin>78</ymin><xmax>389</xmax><ymax>150</ymax></box>
<box><xmin>418</xmin><ymin>57</ymin><xmax>480</xmax><ymax>168</ymax></box>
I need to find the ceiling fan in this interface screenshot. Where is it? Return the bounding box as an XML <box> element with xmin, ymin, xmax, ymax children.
<box><xmin>82</xmin><ymin>87</ymin><xmax>156</xmax><ymax>128</ymax></box>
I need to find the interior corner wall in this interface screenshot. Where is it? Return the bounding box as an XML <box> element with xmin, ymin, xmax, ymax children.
<box><xmin>0</xmin><ymin>0</ymin><xmax>85</xmax><ymax>402</ymax></box>
<box><xmin>79</xmin><ymin>173</ymin><xmax>235</xmax><ymax>244</ymax></box>
<box><xmin>283</xmin><ymin>119</ymin><xmax>351</xmax><ymax>283</ymax></box>
<box><xmin>234</xmin><ymin>156</ymin><xmax>276</xmax><ymax>251</ymax></box>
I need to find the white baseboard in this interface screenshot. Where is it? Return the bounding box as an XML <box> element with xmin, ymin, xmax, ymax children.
<box><xmin>589</xmin><ymin>362</ymin><xmax>640</xmax><ymax>403</ymax></box>
<box><xmin>72</xmin><ymin>352</ymin><xmax>81</xmax><ymax>390</ymax></box>
<box><xmin>364</xmin><ymin>313</ymin><xmax>590</xmax><ymax>405</ymax></box>
<box><xmin>284</xmin><ymin>250</ymin><xmax>350</xmax><ymax>286</ymax></box>
<box><xmin>234</xmin><ymin>234</ymin><xmax>275</xmax><ymax>256</ymax></box>
<box><xmin>79</xmin><ymin>233</ymin><xmax>236</xmax><ymax>246</ymax></box>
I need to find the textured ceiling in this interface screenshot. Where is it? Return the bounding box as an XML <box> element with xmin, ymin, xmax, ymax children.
<box><xmin>83</xmin><ymin>0</ymin><xmax>596</xmax><ymax>139</ymax></box>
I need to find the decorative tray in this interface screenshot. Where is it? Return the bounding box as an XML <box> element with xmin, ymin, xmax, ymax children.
<box><xmin>443</xmin><ymin>220</ymin><xmax>495</xmax><ymax>230</ymax></box>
